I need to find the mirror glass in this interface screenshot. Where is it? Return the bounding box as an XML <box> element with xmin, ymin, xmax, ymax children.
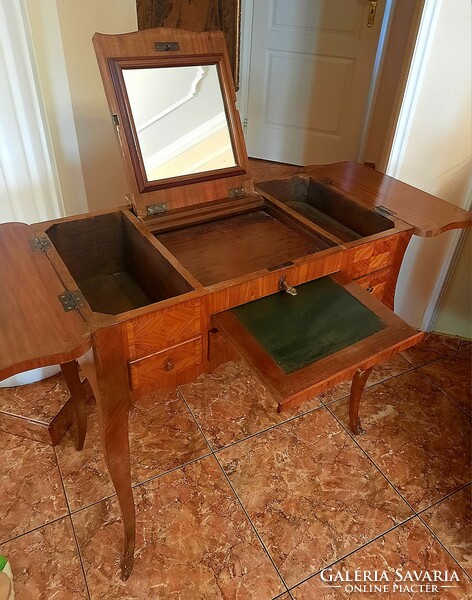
<box><xmin>123</xmin><ymin>65</ymin><xmax>236</xmax><ymax>182</ymax></box>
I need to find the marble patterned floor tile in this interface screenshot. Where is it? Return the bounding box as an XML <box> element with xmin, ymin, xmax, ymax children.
<box><xmin>318</xmin><ymin>355</ymin><xmax>412</xmax><ymax>405</ymax></box>
<box><xmin>422</xmin><ymin>485</ymin><xmax>472</xmax><ymax>577</ymax></box>
<box><xmin>291</xmin><ymin>518</ymin><xmax>471</xmax><ymax>599</ymax></box>
<box><xmin>457</xmin><ymin>340</ymin><xmax>471</xmax><ymax>360</ymax></box>
<box><xmin>0</xmin><ymin>431</ymin><xmax>68</xmax><ymax>543</ymax></box>
<box><xmin>72</xmin><ymin>455</ymin><xmax>285</xmax><ymax>600</ymax></box>
<box><xmin>330</xmin><ymin>370</ymin><xmax>472</xmax><ymax>510</ymax></box>
<box><xmin>419</xmin><ymin>357</ymin><xmax>471</xmax><ymax>416</ymax></box>
<box><xmin>400</xmin><ymin>333</ymin><xmax>462</xmax><ymax>368</ymax></box>
<box><xmin>56</xmin><ymin>389</ymin><xmax>209</xmax><ymax>511</ymax></box>
<box><xmin>0</xmin><ymin>373</ymin><xmax>70</xmax><ymax>424</ymax></box>
<box><xmin>218</xmin><ymin>408</ymin><xmax>412</xmax><ymax>588</ymax></box>
<box><xmin>179</xmin><ymin>361</ymin><xmax>321</xmax><ymax>450</ymax></box>
<box><xmin>0</xmin><ymin>517</ymin><xmax>88</xmax><ymax>599</ymax></box>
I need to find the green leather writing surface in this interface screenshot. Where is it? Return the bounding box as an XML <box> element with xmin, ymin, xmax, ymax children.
<box><xmin>232</xmin><ymin>277</ymin><xmax>386</xmax><ymax>374</ymax></box>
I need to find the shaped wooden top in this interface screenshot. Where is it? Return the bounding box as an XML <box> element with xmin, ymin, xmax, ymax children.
<box><xmin>0</xmin><ymin>223</ymin><xmax>90</xmax><ymax>381</ymax></box>
<box><xmin>255</xmin><ymin>162</ymin><xmax>471</xmax><ymax>237</ymax></box>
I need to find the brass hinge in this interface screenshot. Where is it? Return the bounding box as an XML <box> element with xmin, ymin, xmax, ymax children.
<box><xmin>112</xmin><ymin>114</ymin><xmax>119</xmax><ymax>127</ymax></box>
<box><xmin>228</xmin><ymin>186</ymin><xmax>247</xmax><ymax>199</ymax></box>
<box><xmin>375</xmin><ymin>205</ymin><xmax>395</xmax><ymax>217</ymax></box>
<box><xmin>29</xmin><ymin>236</ymin><xmax>51</xmax><ymax>252</ymax></box>
<box><xmin>58</xmin><ymin>290</ymin><xmax>84</xmax><ymax>312</ymax></box>
<box><xmin>146</xmin><ymin>202</ymin><xmax>168</xmax><ymax>216</ymax></box>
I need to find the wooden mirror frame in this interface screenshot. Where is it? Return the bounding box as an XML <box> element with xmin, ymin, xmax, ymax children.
<box><xmin>93</xmin><ymin>29</ymin><xmax>252</xmax><ymax>218</ymax></box>
<box><xmin>108</xmin><ymin>54</ymin><xmax>246</xmax><ymax>193</ymax></box>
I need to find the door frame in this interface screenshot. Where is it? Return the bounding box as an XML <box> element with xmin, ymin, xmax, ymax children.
<box><xmin>238</xmin><ymin>0</ymin><xmax>398</xmax><ymax>163</ymax></box>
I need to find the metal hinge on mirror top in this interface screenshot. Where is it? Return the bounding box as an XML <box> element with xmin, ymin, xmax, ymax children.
<box><xmin>228</xmin><ymin>186</ymin><xmax>247</xmax><ymax>199</ymax></box>
<box><xmin>58</xmin><ymin>290</ymin><xmax>84</xmax><ymax>312</ymax></box>
<box><xmin>29</xmin><ymin>236</ymin><xmax>51</xmax><ymax>252</ymax></box>
<box><xmin>146</xmin><ymin>202</ymin><xmax>168</xmax><ymax>216</ymax></box>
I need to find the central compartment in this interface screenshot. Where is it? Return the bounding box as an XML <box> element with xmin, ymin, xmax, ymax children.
<box><xmin>155</xmin><ymin>208</ymin><xmax>334</xmax><ymax>286</ymax></box>
<box><xmin>47</xmin><ymin>212</ymin><xmax>193</xmax><ymax>315</ymax></box>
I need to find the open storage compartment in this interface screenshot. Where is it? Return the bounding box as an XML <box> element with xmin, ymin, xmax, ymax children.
<box><xmin>258</xmin><ymin>176</ymin><xmax>395</xmax><ymax>243</ymax></box>
<box><xmin>212</xmin><ymin>273</ymin><xmax>422</xmax><ymax>410</ymax></box>
<box><xmin>155</xmin><ymin>205</ymin><xmax>336</xmax><ymax>286</ymax></box>
<box><xmin>46</xmin><ymin>212</ymin><xmax>194</xmax><ymax>315</ymax></box>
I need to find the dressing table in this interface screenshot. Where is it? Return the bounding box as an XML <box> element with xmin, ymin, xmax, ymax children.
<box><xmin>0</xmin><ymin>28</ymin><xmax>470</xmax><ymax>581</ymax></box>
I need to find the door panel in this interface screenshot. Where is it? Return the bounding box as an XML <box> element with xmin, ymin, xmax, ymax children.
<box><xmin>246</xmin><ymin>0</ymin><xmax>386</xmax><ymax>164</ymax></box>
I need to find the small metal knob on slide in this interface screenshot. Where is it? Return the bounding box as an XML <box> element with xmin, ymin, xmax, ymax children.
<box><xmin>279</xmin><ymin>275</ymin><xmax>297</xmax><ymax>296</ymax></box>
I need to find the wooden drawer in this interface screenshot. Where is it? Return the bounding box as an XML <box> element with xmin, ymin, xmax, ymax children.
<box><xmin>129</xmin><ymin>336</ymin><xmax>202</xmax><ymax>391</ymax></box>
<box><xmin>343</xmin><ymin>237</ymin><xmax>396</xmax><ymax>280</ymax></box>
<box><xmin>355</xmin><ymin>267</ymin><xmax>392</xmax><ymax>301</ymax></box>
<box><xmin>212</xmin><ymin>274</ymin><xmax>422</xmax><ymax>412</ymax></box>
<box><xmin>126</xmin><ymin>300</ymin><xmax>201</xmax><ymax>359</ymax></box>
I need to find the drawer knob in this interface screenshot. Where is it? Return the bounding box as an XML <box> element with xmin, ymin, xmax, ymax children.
<box><xmin>165</xmin><ymin>359</ymin><xmax>175</xmax><ymax>371</ymax></box>
<box><xmin>366</xmin><ymin>286</ymin><xmax>374</xmax><ymax>293</ymax></box>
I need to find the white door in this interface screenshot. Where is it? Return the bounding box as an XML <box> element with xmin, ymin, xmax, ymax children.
<box><xmin>245</xmin><ymin>0</ymin><xmax>386</xmax><ymax>164</ymax></box>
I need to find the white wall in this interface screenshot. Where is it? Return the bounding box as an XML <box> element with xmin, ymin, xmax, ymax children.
<box><xmin>25</xmin><ymin>0</ymin><xmax>137</xmax><ymax>215</ymax></box>
<box><xmin>387</xmin><ymin>0</ymin><xmax>472</xmax><ymax>331</ymax></box>
<box><xmin>433</xmin><ymin>230</ymin><xmax>471</xmax><ymax>339</ymax></box>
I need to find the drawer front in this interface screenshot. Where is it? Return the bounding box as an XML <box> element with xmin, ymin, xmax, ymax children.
<box><xmin>343</xmin><ymin>238</ymin><xmax>396</xmax><ymax>280</ymax></box>
<box><xmin>127</xmin><ymin>300</ymin><xmax>201</xmax><ymax>359</ymax></box>
<box><xmin>355</xmin><ymin>267</ymin><xmax>392</xmax><ymax>301</ymax></box>
<box><xmin>129</xmin><ymin>336</ymin><xmax>202</xmax><ymax>390</ymax></box>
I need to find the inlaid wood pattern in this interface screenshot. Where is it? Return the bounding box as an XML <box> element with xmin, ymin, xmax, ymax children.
<box><xmin>127</xmin><ymin>300</ymin><xmax>201</xmax><ymax>359</ymax></box>
<box><xmin>355</xmin><ymin>267</ymin><xmax>391</xmax><ymax>301</ymax></box>
<box><xmin>129</xmin><ymin>337</ymin><xmax>202</xmax><ymax>390</ymax></box>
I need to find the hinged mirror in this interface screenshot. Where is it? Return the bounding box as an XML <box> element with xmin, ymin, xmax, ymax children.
<box><xmin>94</xmin><ymin>29</ymin><xmax>253</xmax><ymax>218</ymax></box>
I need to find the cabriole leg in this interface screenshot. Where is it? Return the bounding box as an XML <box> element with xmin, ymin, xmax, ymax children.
<box><xmin>79</xmin><ymin>328</ymin><xmax>136</xmax><ymax>581</ymax></box>
<box><xmin>349</xmin><ymin>366</ymin><xmax>373</xmax><ymax>435</ymax></box>
<box><xmin>60</xmin><ymin>360</ymin><xmax>87</xmax><ymax>451</ymax></box>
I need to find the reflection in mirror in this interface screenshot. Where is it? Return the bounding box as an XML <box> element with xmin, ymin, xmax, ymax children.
<box><xmin>123</xmin><ymin>65</ymin><xmax>236</xmax><ymax>182</ymax></box>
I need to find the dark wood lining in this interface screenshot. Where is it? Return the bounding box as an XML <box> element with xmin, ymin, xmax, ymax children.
<box><xmin>156</xmin><ymin>209</ymin><xmax>334</xmax><ymax>286</ymax></box>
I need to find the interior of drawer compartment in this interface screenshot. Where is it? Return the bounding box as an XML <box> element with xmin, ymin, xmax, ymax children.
<box><xmin>258</xmin><ymin>176</ymin><xmax>395</xmax><ymax>242</ymax></box>
<box><xmin>46</xmin><ymin>212</ymin><xmax>193</xmax><ymax>315</ymax></box>
<box><xmin>155</xmin><ymin>209</ymin><xmax>334</xmax><ymax>286</ymax></box>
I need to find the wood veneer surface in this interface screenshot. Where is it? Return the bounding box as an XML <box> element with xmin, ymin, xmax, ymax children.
<box><xmin>156</xmin><ymin>210</ymin><xmax>332</xmax><ymax>286</ymax></box>
<box><xmin>0</xmin><ymin>223</ymin><xmax>90</xmax><ymax>380</ymax></box>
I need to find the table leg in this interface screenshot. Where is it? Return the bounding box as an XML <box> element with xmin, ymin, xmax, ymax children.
<box><xmin>60</xmin><ymin>361</ymin><xmax>87</xmax><ymax>451</ymax></box>
<box><xmin>79</xmin><ymin>327</ymin><xmax>136</xmax><ymax>581</ymax></box>
<box><xmin>349</xmin><ymin>366</ymin><xmax>373</xmax><ymax>435</ymax></box>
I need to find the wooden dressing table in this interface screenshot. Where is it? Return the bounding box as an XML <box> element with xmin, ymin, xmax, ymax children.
<box><xmin>0</xmin><ymin>28</ymin><xmax>470</xmax><ymax>581</ymax></box>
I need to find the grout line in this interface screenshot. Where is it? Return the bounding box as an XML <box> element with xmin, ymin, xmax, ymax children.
<box><xmin>0</xmin><ymin>514</ymin><xmax>69</xmax><ymax>546</ymax></box>
<box><xmin>319</xmin><ymin>363</ymin><xmax>418</xmax><ymax>409</ymax></box>
<box><xmin>416</xmin><ymin>482</ymin><xmax>472</xmax><ymax>517</ymax></box>
<box><xmin>417</xmin><ymin>514</ymin><xmax>472</xmax><ymax>583</ymax></box>
<box><xmin>178</xmin><ymin>387</ymin><xmax>291</xmax><ymax>596</ymax></box>
<box><xmin>68</xmin><ymin>450</ymin><xmax>213</xmax><ymax>517</ymax></box>
<box><xmin>54</xmin><ymin>445</ymin><xmax>92</xmax><ymax>600</ymax></box>
<box><xmin>415</xmin><ymin>370</ymin><xmax>472</xmax><ymax>419</ymax></box>
<box><xmin>286</xmin><ymin>514</ymin><xmax>418</xmax><ymax>592</ymax></box>
<box><xmin>211</xmin><ymin>402</ymin><xmax>326</xmax><ymax>455</ymax></box>
<box><xmin>324</xmin><ymin>402</ymin><xmax>418</xmax><ymax>517</ymax></box>
<box><xmin>177</xmin><ymin>377</ymin><xmax>330</xmax><ymax>455</ymax></box>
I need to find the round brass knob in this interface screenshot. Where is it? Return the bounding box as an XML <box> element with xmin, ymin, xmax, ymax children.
<box><xmin>366</xmin><ymin>286</ymin><xmax>374</xmax><ymax>293</ymax></box>
<box><xmin>165</xmin><ymin>359</ymin><xmax>175</xmax><ymax>371</ymax></box>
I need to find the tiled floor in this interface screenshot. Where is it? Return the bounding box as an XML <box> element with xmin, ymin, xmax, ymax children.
<box><xmin>0</xmin><ymin>334</ymin><xmax>471</xmax><ymax>599</ymax></box>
